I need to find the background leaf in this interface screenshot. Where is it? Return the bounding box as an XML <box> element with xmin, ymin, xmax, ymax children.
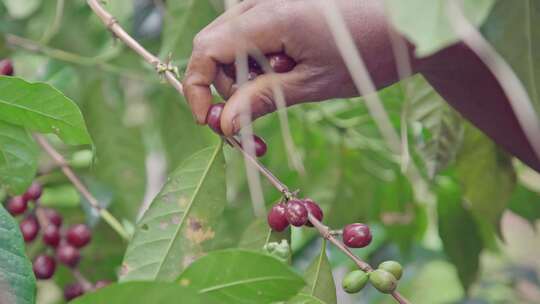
<box><xmin>239</xmin><ymin>217</ymin><xmax>290</xmax><ymax>251</ymax></box>
<box><xmin>0</xmin><ymin>121</ymin><xmax>38</xmax><ymax>194</ymax></box>
<box><xmin>301</xmin><ymin>240</ymin><xmax>336</xmax><ymax>304</ymax></box>
<box><xmin>120</xmin><ymin>144</ymin><xmax>226</xmax><ymax>282</ymax></box>
<box><xmin>0</xmin><ymin>205</ymin><xmax>36</xmax><ymax>304</ymax></box>
<box><xmin>177</xmin><ymin>249</ymin><xmax>305</xmax><ymax>304</ymax></box>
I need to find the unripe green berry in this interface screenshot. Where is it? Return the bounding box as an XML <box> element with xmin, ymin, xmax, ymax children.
<box><xmin>342</xmin><ymin>270</ymin><xmax>369</xmax><ymax>294</ymax></box>
<box><xmin>369</xmin><ymin>269</ymin><xmax>397</xmax><ymax>294</ymax></box>
<box><xmin>378</xmin><ymin>261</ymin><xmax>403</xmax><ymax>280</ymax></box>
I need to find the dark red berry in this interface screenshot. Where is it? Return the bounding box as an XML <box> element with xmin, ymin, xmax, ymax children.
<box><xmin>20</xmin><ymin>216</ymin><xmax>40</xmax><ymax>242</ymax></box>
<box><xmin>286</xmin><ymin>199</ymin><xmax>308</xmax><ymax>227</ymax></box>
<box><xmin>66</xmin><ymin>224</ymin><xmax>91</xmax><ymax>248</ymax></box>
<box><xmin>342</xmin><ymin>223</ymin><xmax>372</xmax><ymax>248</ymax></box>
<box><xmin>252</xmin><ymin>135</ymin><xmax>267</xmax><ymax>157</ymax></box>
<box><xmin>302</xmin><ymin>199</ymin><xmax>323</xmax><ymax>227</ymax></box>
<box><xmin>56</xmin><ymin>243</ymin><xmax>81</xmax><ymax>268</ymax></box>
<box><xmin>42</xmin><ymin>225</ymin><xmax>61</xmax><ymax>247</ymax></box>
<box><xmin>43</xmin><ymin>208</ymin><xmax>63</xmax><ymax>227</ymax></box>
<box><xmin>222</xmin><ymin>64</ymin><xmax>236</xmax><ymax>79</ymax></box>
<box><xmin>248</xmin><ymin>56</ymin><xmax>262</xmax><ymax>74</ymax></box>
<box><xmin>267</xmin><ymin>203</ymin><xmax>289</xmax><ymax>232</ymax></box>
<box><xmin>268</xmin><ymin>53</ymin><xmax>296</xmax><ymax>73</ymax></box>
<box><xmin>0</xmin><ymin>59</ymin><xmax>14</xmax><ymax>76</ymax></box>
<box><xmin>94</xmin><ymin>280</ymin><xmax>111</xmax><ymax>289</ymax></box>
<box><xmin>33</xmin><ymin>255</ymin><xmax>56</xmax><ymax>279</ymax></box>
<box><xmin>64</xmin><ymin>283</ymin><xmax>85</xmax><ymax>301</ymax></box>
<box><xmin>206</xmin><ymin>103</ymin><xmax>225</xmax><ymax>135</ymax></box>
<box><xmin>23</xmin><ymin>182</ymin><xmax>42</xmax><ymax>201</ymax></box>
<box><xmin>7</xmin><ymin>196</ymin><xmax>28</xmax><ymax>215</ymax></box>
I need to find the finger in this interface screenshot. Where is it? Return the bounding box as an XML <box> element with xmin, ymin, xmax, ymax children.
<box><xmin>220</xmin><ymin>71</ymin><xmax>307</xmax><ymax>136</ymax></box>
<box><xmin>214</xmin><ymin>67</ymin><xmax>235</xmax><ymax>99</ymax></box>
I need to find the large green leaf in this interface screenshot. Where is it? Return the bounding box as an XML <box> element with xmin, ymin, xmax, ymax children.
<box><xmin>120</xmin><ymin>143</ymin><xmax>226</xmax><ymax>282</ymax></box>
<box><xmin>288</xmin><ymin>294</ymin><xmax>327</xmax><ymax>304</ymax></box>
<box><xmin>508</xmin><ymin>184</ymin><xmax>540</xmax><ymax>226</ymax></box>
<box><xmin>385</xmin><ymin>0</ymin><xmax>495</xmax><ymax>56</ymax></box>
<box><xmin>482</xmin><ymin>0</ymin><xmax>540</xmax><ymax>117</ymax></box>
<box><xmin>301</xmin><ymin>240</ymin><xmax>336</xmax><ymax>304</ymax></box>
<box><xmin>455</xmin><ymin>124</ymin><xmax>516</xmax><ymax>225</ymax></box>
<box><xmin>0</xmin><ymin>76</ymin><xmax>92</xmax><ymax>145</ymax></box>
<box><xmin>160</xmin><ymin>0</ymin><xmax>219</xmax><ymax>60</ymax></box>
<box><xmin>71</xmin><ymin>282</ymin><xmax>210</xmax><ymax>304</ymax></box>
<box><xmin>0</xmin><ymin>121</ymin><xmax>38</xmax><ymax>194</ymax></box>
<box><xmin>0</xmin><ymin>206</ymin><xmax>36</xmax><ymax>304</ymax></box>
<box><xmin>177</xmin><ymin>249</ymin><xmax>305</xmax><ymax>304</ymax></box>
<box><xmin>436</xmin><ymin>177</ymin><xmax>483</xmax><ymax>292</ymax></box>
<box><xmin>406</xmin><ymin>76</ymin><xmax>464</xmax><ymax>178</ymax></box>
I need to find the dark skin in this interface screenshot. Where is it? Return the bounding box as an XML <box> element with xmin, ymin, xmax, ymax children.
<box><xmin>183</xmin><ymin>0</ymin><xmax>540</xmax><ymax>173</ymax></box>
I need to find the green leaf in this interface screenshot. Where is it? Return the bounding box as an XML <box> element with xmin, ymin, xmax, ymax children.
<box><xmin>455</xmin><ymin>124</ymin><xmax>516</xmax><ymax>225</ymax></box>
<box><xmin>0</xmin><ymin>205</ymin><xmax>36</xmax><ymax>304</ymax></box>
<box><xmin>160</xmin><ymin>0</ymin><xmax>220</xmax><ymax>60</ymax></box>
<box><xmin>406</xmin><ymin>76</ymin><xmax>464</xmax><ymax>178</ymax></box>
<box><xmin>2</xmin><ymin>0</ymin><xmax>42</xmax><ymax>19</ymax></box>
<box><xmin>71</xmin><ymin>282</ymin><xmax>211</xmax><ymax>304</ymax></box>
<box><xmin>385</xmin><ymin>0</ymin><xmax>495</xmax><ymax>56</ymax></box>
<box><xmin>120</xmin><ymin>143</ymin><xmax>226</xmax><ymax>282</ymax></box>
<box><xmin>301</xmin><ymin>240</ymin><xmax>337</xmax><ymax>304</ymax></box>
<box><xmin>0</xmin><ymin>121</ymin><xmax>38</xmax><ymax>194</ymax></box>
<box><xmin>0</xmin><ymin>76</ymin><xmax>92</xmax><ymax>145</ymax></box>
<box><xmin>177</xmin><ymin>249</ymin><xmax>305</xmax><ymax>304</ymax></box>
<box><xmin>239</xmin><ymin>217</ymin><xmax>290</xmax><ymax>251</ymax></box>
<box><xmin>508</xmin><ymin>184</ymin><xmax>540</xmax><ymax>226</ymax></box>
<box><xmin>436</xmin><ymin>177</ymin><xmax>482</xmax><ymax>292</ymax></box>
<box><xmin>482</xmin><ymin>0</ymin><xmax>540</xmax><ymax>117</ymax></box>
<box><xmin>288</xmin><ymin>293</ymin><xmax>327</xmax><ymax>304</ymax></box>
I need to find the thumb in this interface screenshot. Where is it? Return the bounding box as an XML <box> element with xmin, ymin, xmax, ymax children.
<box><xmin>220</xmin><ymin>71</ymin><xmax>306</xmax><ymax>136</ymax></box>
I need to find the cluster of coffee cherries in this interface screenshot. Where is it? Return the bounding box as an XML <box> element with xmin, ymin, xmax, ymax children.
<box><xmin>267</xmin><ymin>198</ymin><xmax>324</xmax><ymax>231</ymax></box>
<box><xmin>342</xmin><ymin>260</ymin><xmax>404</xmax><ymax>294</ymax></box>
<box><xmin>4</xmin><ymin>182</ymin><xmax>109</xmax><ymax>301</ymax></box>
<box><xmin>205</xmin><ymin>53</ymin><xmax>297</xmax><ymax>157</ymax></box>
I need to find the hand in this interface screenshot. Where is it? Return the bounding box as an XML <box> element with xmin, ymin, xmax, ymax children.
<box><xmin>182</xmin><ymin>0</ymin><xmax>397</xmax><ymax>136</ymax></box>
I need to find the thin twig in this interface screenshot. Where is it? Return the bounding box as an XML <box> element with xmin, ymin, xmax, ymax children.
<box><xmin>33</xmin><ymin>134</ymin><xmax>130</xmax><ymax>241</ymax></box>
<box><xmin>84</xmin><ymin>2</ymin><xmax>410</xmax><ymax>302</ymax></box>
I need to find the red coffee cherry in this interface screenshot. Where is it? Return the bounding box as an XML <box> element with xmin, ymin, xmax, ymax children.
<box><xmin>302</xmin><ymin>199</ymin><xmax>323</xmax><ymax>227</ymax></box>
<box><xmin>248</xmin><ymin>56</ymin><xmax>262</xmax><ymax>74</ymax></box>
<box><xmin>7</xmin><ymin>196</ymin><xmax>28</xmax><ymax>215</ymax></box>
<box><xmin>43</xmin><ymin>208</ymin><xmax>63</xmax><ymax>227</ymax></box>
<box><xmin>286</xmin><ymin>199</ymin><xmax>308</xmax><ymax>227</ymax></box>
<box><xmin>23</xmin><ymin>182</ymin><xmax>42</xmax><ymax>201</ymax></box>
<box><xmin>0</xmin><ymin>59</ymin><xmax>14</xmax><ymax>76</ymax></box>
<box><xmin>66</xmin><ymin>224</ymin><xmax>92</xmax><ymax>248</ymax></box>
<box><xmin>267</xmin><ymin>203</ymin><xmax>289</xmax><ymax>232</ymax></box>
<box><xmin>42</xmin><ymin>225</ymin><xmax>61</xmax><ymax>248</ymax></box>
<box><xmin>20</xmin><ymin>216</ymin><xmax>40</xmax><ymax>243</ymax></box>
<box><xmin>64</xmin><ymin>283</ymin><xmax>85</xmax><ymax>301</ymax></box>
<box><xmin>268</xmin><ymin>53</ymin><xmax>296</xmax><ymax>73</ymax></box>
<box><xmin>342</xmin><ymin>223</ymin><xmax>372</xmax><ymax>248</ymax></box>
<box><xmin>56</xmin><ymin>243</ymin><xmax>81</xmax><ymax>268</ymax></box>
<box><xmin>252</xmin><ymin>135</ymin><xmax>267</xmax><ymax>157</ymax></box>
<box><xmin>206</xmin><ymin>103</ymin><xmax>225</xmax><ymax>135</ymax></box>
<box><xmin>94</xmin><ymin>280</ymin><xmax>111</xmax><ymax>289</ymax></box>
<box><xmin>33</xmin><ymin>255</ymin><xmax>56</xmax><ymax>280</ymax></box>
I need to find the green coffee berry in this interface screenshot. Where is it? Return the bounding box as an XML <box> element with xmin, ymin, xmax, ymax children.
<box><xmin>369</xmin><ymin>269</ymin><xmax>397</xmax><ymax>294</ymax></box>
<box><xmin>378</xmin><ymin>261</ymin><xmax>403</xmax><ymax>280</ymax></box>
<box><xmin>342</xmin><ymin>270</ymin><xmax>369</xmax><ymax>294</ymax></box>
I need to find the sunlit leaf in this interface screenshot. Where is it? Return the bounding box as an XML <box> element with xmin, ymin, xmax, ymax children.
<box><xmin>301</xmin><ymin>240</ymin><xmax>336</xmax><ymax>304</ymax></box>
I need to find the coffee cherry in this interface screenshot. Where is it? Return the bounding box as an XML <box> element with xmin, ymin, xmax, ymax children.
<box><xmin>33</xmin><ymin>255</ymin><xmax>56</xmax><ymax>280</ymax></box>
<box><xmin>0</xmin><ymin>59</ymin><xmax>14</xmax><ymax>76</ymax></box>
<box><xmin>252</xmin><ymin>135</ymin><xmax>267</xmax><ymax>157</ymax></box>
<box><xmin>20</xmin><ymin>216</ymin><xmax>40</xmax><ymax>242</ymax></box>
<box><xmin>206</xmin><ymin>103</ymin><xmax>225</xmax><ymax>135</ymax></box>
<box><xmin>66</xmin><ymin>224</ymin><xmax>91</xmax><ymax>248</ymax></box>
<box><xmin>342</xmin><ymin>270</ymin><xmax>369</xmax><ymax>294</ymax></box>
<box><xmin>23</xmin><ymin>182</ymin><xmax>42</xmax><ymax>201</ymax></box>
<box><xmin>7</xmin><ymin>196</ymin><xmax>28</xmax><ymax>215</ymax></box>
<box><xmin>378</xmin><ymin>261</ymin><xmax>403</xmax><ymax>280</ymax></box>
<box><xmin>56</xmin><ymin>244</ymin><xmax>81</xmax><ymax>268</ymax></box>
<box><xmin>64</xmin><ymin>283</ymin><xmax>85</xmax><ymax>301</ymax></box>
<box><xmin>42</xmin><ymin>225</ymin><xmax>61</xmax><ymax>248</ymax></box>
<box><xmin>286</xmin><ymin>199</ymin><xmax>308</xmax><ymax>227</ymax></box>
<box><xmin>342</xmin><ymin>223</ymin><xmax>372</xmax><ymax>248</ymax></box>
<box><xmin>267</xmin><ymin>203</ymin><xmax>289</xmax><ymax>232</ymax></box>
<box><xmin>43</xmin><ymin>208</ymin><xmax>63</xmax><ymax>227</ymax></box>
<box><xmin>248</xmin><ymin>56</ymin><xmax>262</xmax><ymax>74</ymax></box>
<box><xmin>369</xmin><ymin>269</ymin><xmax>397</xmax><ymax>294</ymax></box>
<box><xmin>268</xmin><ymin>53</ymin><xmax>296</xmax><ymax>73</ymax></box>
<box><xmin>302</xmin><ymin>199</ymin><xmax>323</xmax><ymax>227</ymax></box>
<box><xmin>94</xmin><ymin>280</ymin><xmax>111</xmax><ymax>289</ymax></box>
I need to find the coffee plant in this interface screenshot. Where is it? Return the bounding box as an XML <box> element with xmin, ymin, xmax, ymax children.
<box><xmin>1</xmin><ymin>1</ymin><xmax>540</xmax><ymax>304</ymax></box>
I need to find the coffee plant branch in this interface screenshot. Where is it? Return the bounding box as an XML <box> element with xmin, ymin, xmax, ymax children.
<box><xmin>84</xmin><ymin>1</ymin><xmax>411</xmax><ymax>302</ymax></box>
<box><xmin>33</xmin><ymin>134</ymin><xmax>130</xmax><ymax>241</ymax></box>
